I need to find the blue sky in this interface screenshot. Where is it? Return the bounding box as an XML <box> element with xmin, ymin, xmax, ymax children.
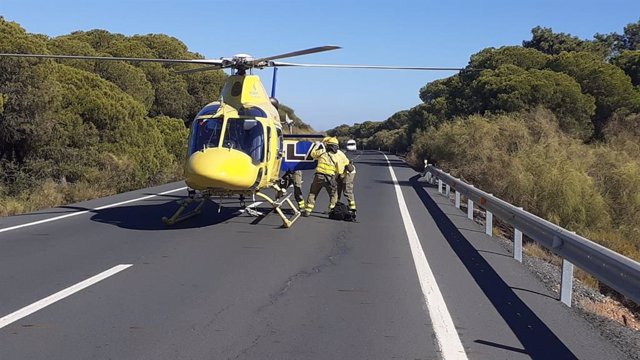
<box><xmin>1</xmin><ymin>0</ymin><xmax>639</xmax><ymax>130</ymax></box>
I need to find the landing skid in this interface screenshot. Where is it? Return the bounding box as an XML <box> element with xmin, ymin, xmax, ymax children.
<box><xmin>162</xmin><ymin>186</ymin><xmax>301</xmax><ymax>228</ymax></box>
<box><xmin>239</xmin><ymin>201</ymin><xmax>264</xmax><ymax>217</ymax></box>
<box><xmin>255</xmin><ymin>184</ymin><xmax>301</xmax><ymax>228</ymax></box>
<box><xmin>161</xmin><ymin>191</ymin><xmax>206</xmax><ymax>225</ymax></box>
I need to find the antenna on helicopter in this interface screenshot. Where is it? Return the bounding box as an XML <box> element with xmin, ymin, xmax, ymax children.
<box><xmin>269</xmin><ymin>66</ymin><xmax>280</xmax><ymax>109</ymax></box>
<box><xmin>271</xmin><ymin>67</ymin><xmax>278</xmax><ymax>98</ymax></box>
<box><xmin>269</xmin><ymin>66</ymin><xmax>281</xmax><ymax>124</ymax></box>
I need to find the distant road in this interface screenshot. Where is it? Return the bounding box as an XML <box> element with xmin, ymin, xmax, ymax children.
<box><xmin>0</xmin><ymin>152</ymin><xmax>629</xmax><ymax>359</ymax></box>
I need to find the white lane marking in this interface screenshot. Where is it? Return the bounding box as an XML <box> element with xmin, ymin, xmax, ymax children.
<box><xmin>0</xmin><ymin>264</ymin><xmax>133</xmax><ymax>329</ymax></box>
<box><xmin>0</xmin><ymin>187</ymin><xmax>187</xmax><ymax>234</ymax></box>
<box><xmin>383</xmin><ymin>153</ymin><xmax>468</xmax><ymax>359</ymax></box>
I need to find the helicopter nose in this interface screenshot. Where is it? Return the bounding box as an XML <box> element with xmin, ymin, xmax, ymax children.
<box><xmin>185</xmin><ymin>148</ymin><xmax>260</xmax><ymax>190</ymax></box>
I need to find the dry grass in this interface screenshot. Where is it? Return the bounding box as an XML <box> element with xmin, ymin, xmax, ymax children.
<box><xmin>523</xmin><ymin>242</ymin><xmax>561</xmax><ymax>266</ymax></box>
<box><xmin>581</xmin><ymin>297</ymin><xmax>640</xmax><ymax>330</ymax></box>
<box><xmin>0</xmin><ymin>198</ymin><xmax>26</xmax><ymax>217</ymax></box>
<box><xmin>0</xmin><ymin>164</ymin><xmax>183</xmax><ymax>217</ymax></box>
<box><xmin>65</xmin><ymin>181</ymin><xmax>114</xmax><ymax>203</ymax></box>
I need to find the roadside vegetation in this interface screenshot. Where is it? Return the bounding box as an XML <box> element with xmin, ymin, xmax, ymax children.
<box><xmin>0</xmin><ymin>18</ymin><xmax>313</xmax><ymax>216</ymax></box>
<box><xmin>329</xmin><ymin>21</ymin><xmax>640</xmax><ymax>265</ymax></box>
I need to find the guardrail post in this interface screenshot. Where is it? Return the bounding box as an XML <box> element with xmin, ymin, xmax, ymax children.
<box><xmin>445</xmin><ymin>184</ymin><xmax>450</xmax><ymax>197</ymax></box>
<box><xmin>485</xmin><ymin>211</ymin><xmax>493</xmax><ymax>236</ymax></box>
<box><xmin>438</xmin><ymin>179</ymin><xmax>443</xmax><ymax>194</ymax></box>
<box><xmin>467</xmin><ymin>199</ymin><xmax>473</xmax><ymax>220</ymax></box>
<box><xmin>561</xmin><ymin>259</ymin><xmax>574</xmax><ymax>307</ymax></box>
<box><xmin>513</xmin><ymin>228</ymin><xmax>523</xmax><ymax>263</ymax></box>
<box><xmin>455</xmin><ymin>192</ymin><xmax>461</xmax><ymax>209</ymax></box>
<box><xmin>426</xmin><ymin>165</ymin><xmax>433</xmax><ymax>184</ymax></box>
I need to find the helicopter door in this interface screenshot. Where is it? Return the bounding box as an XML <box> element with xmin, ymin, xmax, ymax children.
<box><xmin>276</xmin><ymin>128</ymin><xmax>283</xmax><ymax>159</ymax></box>
<box><xmin>265</xmin><ymin>127</ymin><xmax>271</xmax><ymax>177</ymax></box>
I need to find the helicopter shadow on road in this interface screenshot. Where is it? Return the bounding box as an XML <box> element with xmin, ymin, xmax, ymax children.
<box><xmin>408</xmin><ymin>174</ymin><xmax>577</xmax><ymax>359</ymax></box>
<box><xmin>62</xmin><ymin>196</ymin><xmax>239</xmax><ymax>230</ymax></box>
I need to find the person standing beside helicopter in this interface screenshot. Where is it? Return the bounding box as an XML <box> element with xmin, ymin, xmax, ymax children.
<box><xmin>293</xmin><ymin>170</ymin><xmax>305</xmax><ymax>210</ymax></box>
<box><xmin>302</xmin><ymin>137</ymin><xmax>340</xmax><ymax>217</ymax></box>
<box><xmin>336</xmin><ymin>158</ymin><xmax>357</xmax><ymax>218</ymax></box>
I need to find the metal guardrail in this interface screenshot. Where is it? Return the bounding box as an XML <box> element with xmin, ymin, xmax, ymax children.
<box><xmin>424</xmin><ymin>164</ymin><xmax>640</xmax><ymax>306</ymax></box>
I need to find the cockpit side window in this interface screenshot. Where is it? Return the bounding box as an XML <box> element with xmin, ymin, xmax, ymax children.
<box><xmin>189</xmin><ymin>118</ymin><xmax>224</xmax><ymax>154</ymax></box>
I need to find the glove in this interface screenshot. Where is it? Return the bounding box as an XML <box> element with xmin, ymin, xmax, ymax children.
<box><xmin>346</xmin><ymin>163</ymin><xmax>355</xmax><ymax>173</ymax></box>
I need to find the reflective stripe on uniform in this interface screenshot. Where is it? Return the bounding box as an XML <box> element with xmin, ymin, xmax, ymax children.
<box><xmin>312</xmin><ymin>148</ymin><xmax>338</xmax><ymax>176</ymax></box>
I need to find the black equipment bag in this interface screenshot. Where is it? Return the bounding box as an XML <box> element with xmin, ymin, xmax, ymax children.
<box><xmin>329</xmin><ymin>201</ymin><xmax>354</xmax><ymax>221</ymax></box>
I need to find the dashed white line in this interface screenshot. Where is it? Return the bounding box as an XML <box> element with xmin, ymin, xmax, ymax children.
<box><xmin>383</xmin><ymin>153</ymin><xmax>468</xmax><ymax>360</ymax></box>
<box><xmin>0</xmin><ymin>187</ymin><xmax>187</xmax><ymax>234</ymax></box>
<box><xmin>0</xmin><ymin>264</ymin><xmax>133</xmax><ymax>329</ymax></box>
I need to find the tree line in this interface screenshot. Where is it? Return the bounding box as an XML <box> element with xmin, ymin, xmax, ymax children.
<box><xmin>0</xmin><ymin>17</ymin><xmax>315</xmax><ymax>216</ymax></box>
<box><xmin>0</xmin><ymin>18</ymin><xmax>227</xmax><ymax>213</ymax></box>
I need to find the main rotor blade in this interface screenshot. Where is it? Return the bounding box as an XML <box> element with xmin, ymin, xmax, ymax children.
<box><xmin>272</xmin><ymin>61</ymin><xmax>466</xmax><ymax>71</ymax></box>
<box><xmin>0</xmin><ymin>53</ymin><xmax>224</xmax><ymax>66</ymax></box>
<box><xmin>175</xmin><ymin>65</ymin><xmax>224</xmax><ymax>74</ymax></box>
<box><xmin>253</xmin><ymin>46</ymin><xmax>341</xmax><ymax>64</ymax></box>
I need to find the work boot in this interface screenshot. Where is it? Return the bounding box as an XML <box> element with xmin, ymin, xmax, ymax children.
<box><xmin>349</xmin><ymin>209</ymin><xmax>357</xmax><ymax>221</ymax></box>
<box><xmin>301</xmin><ymin>210</ymin><xmax>310</xmax><ymax>217</ymax></box>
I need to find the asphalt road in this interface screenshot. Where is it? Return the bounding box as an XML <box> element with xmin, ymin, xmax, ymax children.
<box><xmin>0</xmin><ymin>151</ymin><xmax>630</xmax><ymax>359</ymax></box>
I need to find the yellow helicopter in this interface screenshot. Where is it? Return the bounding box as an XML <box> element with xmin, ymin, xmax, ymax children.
<box><xmin>0</xmin><ymin>46</ymin><xmax>464</xmax><ymax>227</ymax></box>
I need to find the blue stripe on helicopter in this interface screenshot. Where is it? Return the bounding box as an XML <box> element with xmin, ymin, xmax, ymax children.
<box><xmin>280</xmin><ymin>140</ymin><xmax>318</xmax><ymax>172</ymax></box>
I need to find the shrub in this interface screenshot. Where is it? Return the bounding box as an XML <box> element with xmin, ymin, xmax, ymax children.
<box><xmin>410</xmin><ymin>109</ymin><xmax>639</xmax><ymax>261</ymax></box>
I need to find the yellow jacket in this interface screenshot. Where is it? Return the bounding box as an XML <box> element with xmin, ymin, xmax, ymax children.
<box><xmin>334</xmin><ymin>150</ymin><xmax>351</xmax><ymax>177</ymax></box>
<box><xmin>311</xmin><ymin>147</ymin><xmax>338</xmax><ymax>176</ymax></box>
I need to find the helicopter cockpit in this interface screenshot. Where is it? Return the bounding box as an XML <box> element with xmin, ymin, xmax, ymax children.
<box><xmin>222</xmin><ymin>118</ymin><xmax>264</xmax><ymax>163</ymax></box>
<box><xmin>189</xmin><ymin>117</ymin><xmax>264</xmax><ymax>164</ymax></box>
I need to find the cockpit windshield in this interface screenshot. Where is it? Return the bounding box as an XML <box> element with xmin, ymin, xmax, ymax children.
<box><xmin>189</xmin><ymin>118</ymin><xmax>224</xmax><ymax>154</ymax></box>
<box><xmin>188</xmin><ymin>117</ymin><xmax>265</xmax><ymax>164</ymax></box>
<box><xmin>222</xmin><ymin>118</ymin><xmax>264</xmax><ymax>164</ymax></box>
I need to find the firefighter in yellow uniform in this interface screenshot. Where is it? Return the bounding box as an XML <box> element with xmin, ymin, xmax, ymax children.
<box><xmin>302</xmin><ymin>137</ymin><xmax>340</xmax><ymax>217</ymax></box>
<box><xmin>337</xmin><ymin>158</ymin><xmax>357</xmax><ymax>217</ymax></box>
<box><xmin>293</xmin><ymin>170</ymin><xmax>305</xmax><ymax>210</ymax></box>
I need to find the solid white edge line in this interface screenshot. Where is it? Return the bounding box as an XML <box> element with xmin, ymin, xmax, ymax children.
<box><xmin>0</xmin><ymin>264</ymin><xmax>133</xmax><ymax>329</ymax></box>
<box><xmin>0</xmin><ymin>187</ymin><xmax>187</xmax><ymax>234</ymax></box>
<box><xmin>383</xmin><ymin>153</ymin><xmax>468</xmax><ymax>360</ymax></box>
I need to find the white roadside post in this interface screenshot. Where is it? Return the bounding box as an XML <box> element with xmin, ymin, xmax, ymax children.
<box><xmin>514</xmin><ymin>228</ymin><xmax>523</xmax><ymax>263</ymax></box>
<box><xmin>557</xmin><ymin>232</ymin><xmax>575</xmax><ymax>307</ymax></box>
<box><xmin>484</xmin><ymin>194</ymin><xmax>493</xmax><ymax>236</ymax></box>
<box><xmin>485</xmin><ymin>211</ymin><xmax>493</xmax><ymax>236</ymax></box>
<box><xmin>561</xmin><ymin>259</ymin><xmax>574</xmax><ymax>307</ymax></box>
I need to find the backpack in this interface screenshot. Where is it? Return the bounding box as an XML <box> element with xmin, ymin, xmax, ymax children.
<box><xmin>329</xmin><ymin>201</ymin><xmax>355</xmax><ymax>222</ymax></box>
